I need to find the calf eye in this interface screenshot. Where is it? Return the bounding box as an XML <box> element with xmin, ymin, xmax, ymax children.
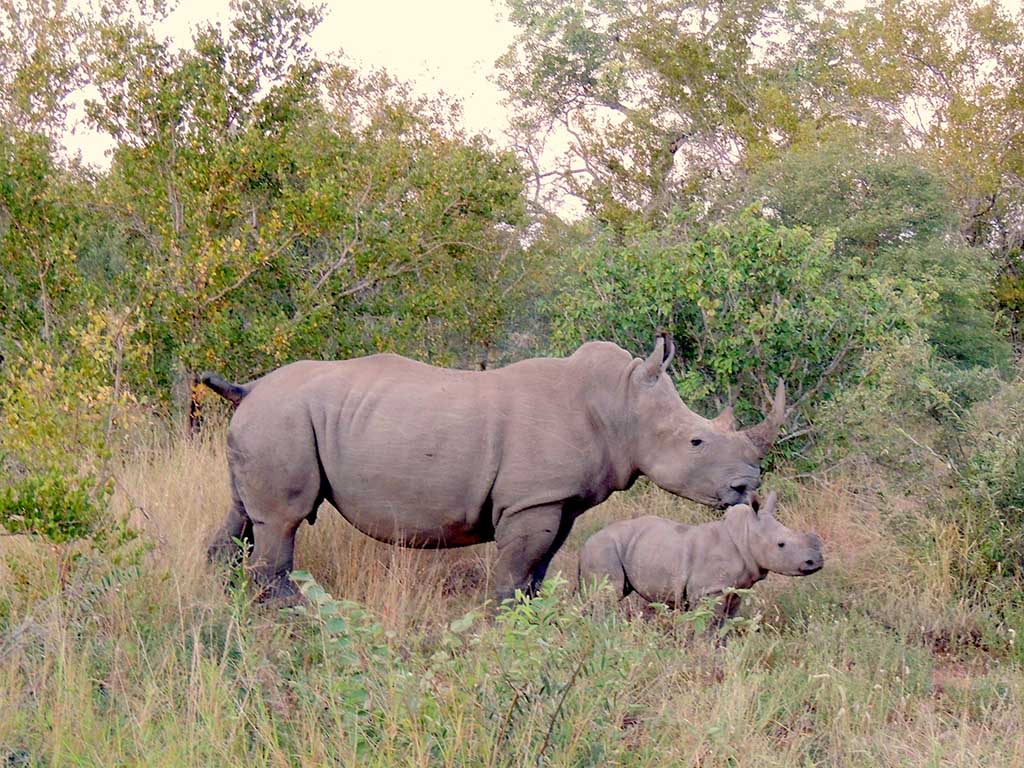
<box><xmin>690</xmin><ymin>438</ymin><xmax>703</xmax><ymax>446</ymax></box>
<box><xmin>777</xmin><ymin>542</ymin><xmax>786</xmax><ymax>548</ymax></box>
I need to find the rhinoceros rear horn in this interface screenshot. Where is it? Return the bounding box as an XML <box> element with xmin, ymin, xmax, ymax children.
<box><xmin>658</xmin><ymin>330</ymin><xmax>675</xmax><ymax>367</ymax></box>
<box><xmin>743</xmin><ymin>379</ymin><xmax>786</xmax><ymax>456</ymax></box>
<box><xmin>712</xmin><ymin>405</ymin><xmax>737</xmax><ymax>431</ymax></box>
<box><xmin>640</xmin><ymin>331</ymin><xmax>675</xmax><ymax>383</ymax></box>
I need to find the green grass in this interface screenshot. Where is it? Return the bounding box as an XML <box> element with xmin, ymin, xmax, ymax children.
<box><xmin>1</xmin><ymin>433</ymin><xmax>1023</xmax><ymax>766</ymax></box>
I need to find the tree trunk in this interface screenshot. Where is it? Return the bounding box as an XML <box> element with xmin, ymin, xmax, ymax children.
<box><xmin>37</xmin><ymin>262</ymin><xmax>52</xmax><ymax>342</ymax></box>
<box><xmin>187</xmin><ymin>373</ymin><xmax>203</xmax><ymax>438</ymax></box>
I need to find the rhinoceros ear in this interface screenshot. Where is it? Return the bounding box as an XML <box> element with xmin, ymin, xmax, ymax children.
<box><xmin>758</xmin><ymin>491</ymin><xmax>778</xmax><ymax>518</ymax></box>
<box><xmin>748</xmin><ymin>492</ymin><xmax>761</xmax><ymax>514</ymax></box>
<box><xmin>638</xmin><ymin>331</ymin><xmax>675</xmax><ymax>384</ymax></box>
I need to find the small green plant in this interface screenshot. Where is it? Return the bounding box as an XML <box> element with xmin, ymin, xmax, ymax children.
<box><xmin>289</xmin><ymin>570</ymin><xmax>391</xmax><ymax>671</ymax></box>
<box><xmin>286</xmin><ymin>568</ymin><xmax>393</xmax><ymax>747</ymax></box>
<box><xmin>672</xmin><ymin>588</ymin><xmax>761</xmax><ymax>638</ymax></box>
<box><xmin>426</xmin><ymin>575</ymin><xmax>664</xmax><ymax>764</ymax></box>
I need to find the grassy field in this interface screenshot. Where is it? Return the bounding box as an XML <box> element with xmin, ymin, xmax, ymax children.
<box><xmin>2</xmin><ymin>431</ymin><xmax>1023</xmax><ymax>767</ymax></box>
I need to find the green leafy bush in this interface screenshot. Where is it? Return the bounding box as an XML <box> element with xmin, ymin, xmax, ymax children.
<box><xmin>0</xmin><ymin>471</ymin><xmax>109</xmax><ymax>543</ymax></box>
<box><xmin>553</xmin><ymin>208</ymin><xmax>919</xmax><ymax>428</ymax></box>
<box><xmin>815</xmin><ymin>339</ymin><xmax>1004</xmax><ymax>472</ymax></box>
<box><xmin>952</xmin><ymin>381</ymin><xmax>1024</xmax><ymax>585</ymax></box>
<box><xmin>746</xmin><ymin>135</ymin><xmax>1011</xmax><ymax>370</ymax></box>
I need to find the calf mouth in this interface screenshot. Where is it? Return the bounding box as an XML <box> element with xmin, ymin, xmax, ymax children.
<box><xmin>798</xmin><ymin>563</ymin><xmax>823</xmax><ymax>575</ymax></box>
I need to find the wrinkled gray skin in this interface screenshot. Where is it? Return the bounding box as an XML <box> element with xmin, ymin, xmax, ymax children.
<box><xmin>578</xmin><ymin>491</ymin><xmax>823</xmax><ymax>621</ymax></box>
<box><xmin>202</xmin><ymin>334</ymin><xmax>786</xmax><ymax>601</ymax></box>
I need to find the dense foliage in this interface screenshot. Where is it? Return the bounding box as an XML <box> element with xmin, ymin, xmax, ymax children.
<box><xmin>553</xmin><ymin>210</ymin><xmax>918</xmax><ymax>429</ymax></box>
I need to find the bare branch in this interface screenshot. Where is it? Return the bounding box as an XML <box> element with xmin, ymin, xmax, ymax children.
<box><xmin>310</xmin><ymin>179</ymin><xmax>374</xmax><ymax>294</ymax></box>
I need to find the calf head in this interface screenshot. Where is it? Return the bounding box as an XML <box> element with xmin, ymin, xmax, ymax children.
<box><xmin>738</xmin><ymin>491</ymin><xmax>823</xmax><ymax>576</ymax></box>
<box><xmin>628</xmin><ymin>333</ymin><xmax>786</xmax><ymax>509</ymax></box>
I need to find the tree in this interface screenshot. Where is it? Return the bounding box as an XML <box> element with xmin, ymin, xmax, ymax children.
<box><xmin>738</xmin><ymin>131</ymin><xmax>1010</xmax><ymax>367</ymax></box>
<box><xmin>498</xmin><ymin>0</ymin><xmax>1024</xmax><ymax>346</ymax></box>
<box><xmin>0</xmin><ymin>0</ymin><xmax>90</xmax><ymax>347</ymax></box>
<box><xmin>803</xmin><ymin>0</ymin><xmax>1024</xmax><ymax>341</ymax></box>
<box><xmin>81</xmin><ymin>1</ymin><xmax>529</xmax><ymax>427</ymax></box>
<box><xmin>497</xmin><ymin>0</ymin><xmax>830</xmax><ymax>223</ymax></box>
<box><xmin>0</xmin><ymin>0</ymin><xmax>84</xmax><ymax>137</ymax></box>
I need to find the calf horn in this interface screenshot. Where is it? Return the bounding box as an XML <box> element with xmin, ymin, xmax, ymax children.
<box><xmin>743</xmin><ymin>379</ymin><xmax>786</xmax><ymax>456</ymax></box>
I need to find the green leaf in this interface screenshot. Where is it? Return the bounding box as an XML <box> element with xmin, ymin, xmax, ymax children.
<box><xmin>325</xmin><ymin>617</ymin><xmax>349</xmax><ymax>636</ymax></box>
<box><xmin>448</xmin><ymin>612</ymin><xmax>476</xmax><ymax>634</ymax></box>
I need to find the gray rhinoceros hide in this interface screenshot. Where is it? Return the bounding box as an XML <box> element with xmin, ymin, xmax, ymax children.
<box><xmin>578</xmin><ymin>491</ymin><xmax>823</xmax><ymax>620</ymax></box>
<box><xmin>203</xmin><ymin>334</ymin><xmax>785</xmax><ymax>600</ymax></box>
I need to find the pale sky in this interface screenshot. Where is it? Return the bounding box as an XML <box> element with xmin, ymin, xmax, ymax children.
<box><xmin>65</xmin><ymin>0</ymin><xmax>1024</xmax><ymax>176</ymax></box>
<box><xmin>67</xmin><ymin>0</ymin><xmax>518</xmax><ymax>166</ymax></box>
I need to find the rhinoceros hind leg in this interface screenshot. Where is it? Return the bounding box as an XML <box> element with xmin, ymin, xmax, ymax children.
<box><xmin>493</xmin><ymin>504</ymin><xmax>565</xmax><ymax>603</ymax></box>
<box><xmin>249</xmin><ymin>515</ymin><xmax>303</xmax><ymax>600</ymax></box>
<box><xmin>226</xmin><ymin>412</ymin><xmax>322</xmax><ymax>601</ymax></box>
<box><xmin>207</xmin><ymin>496</ymin><xmax>254</xmax><ymax>565</ymax></box>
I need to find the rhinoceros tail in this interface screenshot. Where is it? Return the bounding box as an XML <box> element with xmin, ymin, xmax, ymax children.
<box><xmin>199</xmin><ymin>372</ymin><xmax>250</xmax><ymax>407</ymax></box>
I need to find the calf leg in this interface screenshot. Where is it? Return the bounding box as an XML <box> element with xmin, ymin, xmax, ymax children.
<box><xmin>578</xmin><ymin>540</ymin><xmax>627</xmax><ymax>599</ymax></box>
<box><xmin>697</xmin><ymin>590</ymin><xmax>742</xmax><ymax>637</ymax></box>
<box><xmin>493</xmin><ymin>504</ymin><xmax>564</xmax><ymax>603</ymax></box>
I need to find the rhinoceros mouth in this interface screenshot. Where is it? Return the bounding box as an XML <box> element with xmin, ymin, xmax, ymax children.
<box><xmin>717</xmin><ymin>489</ymin><xmax>753</xmax><ymax>509</ymax></box>
<box><xmin>798</xmin><ymin>564</ymin><xmax>823</xmax><ymax>575</ymax></box>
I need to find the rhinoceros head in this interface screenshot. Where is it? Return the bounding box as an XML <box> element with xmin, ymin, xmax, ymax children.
<box><xmin>627</xmin><ymin>333</ymin><xmax>786</xmax><ymax>509</ymax></box>
<box><xmin>737</xmin><ymin>491</ymin><xmax>824</xmax><ymax>576</ymax></box>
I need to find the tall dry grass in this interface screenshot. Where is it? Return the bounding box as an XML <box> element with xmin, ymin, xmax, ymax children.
<box><xmin>1</xmin><ymin>428</ymin><xmax>1023</xmax><ymax>766</ymax></box>
<box><xmin>107</xmin><ymin>430</ymin><xmax>918</xmax><ymax>631</ymax></box>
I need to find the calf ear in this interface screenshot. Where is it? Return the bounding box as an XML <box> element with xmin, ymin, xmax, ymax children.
<box><xmin>638</xmin><ymin>331</ymin><xmax>675</xmax><ymax>384</ymax></box>
<box><xmin>759</xmin><ymin>491</ymin><xmax>778</xmax><ymax>517</ymax></box>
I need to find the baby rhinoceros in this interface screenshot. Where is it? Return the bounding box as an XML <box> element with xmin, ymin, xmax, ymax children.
<box><xmin>578</xmin><ymin>492</ymin><xmax>822</xmax><ymax>622</ymax></box>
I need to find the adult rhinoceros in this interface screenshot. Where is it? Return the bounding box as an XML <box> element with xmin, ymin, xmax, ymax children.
<box><xmin>202</xmin><ymin>333</ymin><xmax>785</xmax><ymax>601</ymax></box>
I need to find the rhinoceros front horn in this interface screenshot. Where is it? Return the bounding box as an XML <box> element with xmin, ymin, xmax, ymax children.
<box><xmin>743</xmin><ymin>379</ymin><xmax>786</xmax><ymax>456</ymax></box>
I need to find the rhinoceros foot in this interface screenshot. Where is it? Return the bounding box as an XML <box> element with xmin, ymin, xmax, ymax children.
<box><xmin>251</xmin><ymin>567</ymin><xmax>301</xmax><ymax>604</ymax></box>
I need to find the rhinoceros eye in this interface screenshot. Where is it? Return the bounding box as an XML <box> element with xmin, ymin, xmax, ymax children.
<box><xmin>777</xmin><ymin>542</ymin><xmax>786</xmax><ymax>548</ymax></box>
<box><xmin>690</xmin><ymin>438</ymin><xmax>703</xmax><ymax>446</ymax></box>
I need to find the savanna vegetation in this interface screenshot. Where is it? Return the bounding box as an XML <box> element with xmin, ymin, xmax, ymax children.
<box><xmin>2</xmin><ymin>0</ymin><xmax>1023</xmax><ymax>764</ymax></box>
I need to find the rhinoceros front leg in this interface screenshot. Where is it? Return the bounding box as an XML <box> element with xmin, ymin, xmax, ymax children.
<box><xmin>493</xmin><ymin>504</ymin><xmax>568</xmax><ymax>603</ymax></box>
<box><xmin>693</xmin><ymin>588</ymin><xmax>742</xmax><ymax>636</ymax></box>
<box><xmin>527</xmin><ymin>509</ymin><xmax>577</xmax><ymax>594</ymax></box>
